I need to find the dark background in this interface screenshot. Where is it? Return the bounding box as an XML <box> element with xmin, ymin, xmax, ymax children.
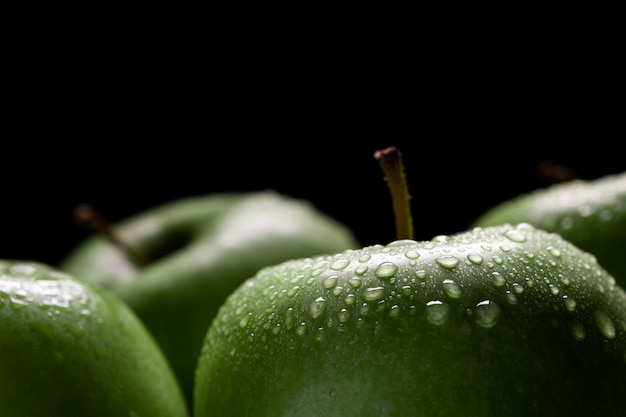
<box><xmin>3</xmin><ymin>28</ymin><xmax>624</xmax><ymax>269</ymax></box>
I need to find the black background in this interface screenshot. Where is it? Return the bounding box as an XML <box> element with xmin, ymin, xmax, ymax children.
<box><xmin>3</xmin><ymin>29</ymin><xmax>624</xmax><ymax>269</ymax></box>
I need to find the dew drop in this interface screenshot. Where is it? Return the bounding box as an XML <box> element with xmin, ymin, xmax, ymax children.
<box><xmin>570</xmin><ymin>320</ymin><xmax>585</xmax><ymax>341</ymax></box>
<box><xmin>594</xmin><ymin>310</ymin><xmax>616</xmax><ymax>339</ymax></box>
<box><xmin>323</xmin><ymin>276</ymin><xmax>338</xmax><ymax>289</ymax></box>
<box><xmin>287</xmin><ymin>286</ymin><xmax>300</xmax><ymax>297</ymax></box>
<box><xmin>239</xmin><ymin>315</ymin><xmax>250</xmax><ymax>328</ymax></box>
<box><xmin>474</xmin><ymin>300</ymin><xmax>501</xmax><ymax>329</ymax></box>
<box><xmin>389</xmin><ymin>304</ymin><xmax>400</xmax><ymax>317</ymax></box>
<box><xmin>563</xmin><ymin>297</ymin><xmax>576</xmax><ymax>312</ymax></box>
<box><xmin>435</xmin><ymin>255</ymin><xmax>460</xmax><ymax>270</ymax></box>
<box><xmin>504</xmin><ymin>229</ymin><xmax>527</xmax><ymax>243</ymax></box>
<box><xmin>344</xmin><ymin>294</ymin><xmax>356</xmax><ymax>306</ymax></box>
<box><xmin>404</xmin><ymin>250</ymin><xmax>420</xmax><ymax>260</ymax></box>
<box><xmin>504</xmin><ymin>291</ymin><xmax>517</xmax><ymax>305</ymax></box>
<box><xmin>492</xmin><ymin>272</ymin><xmax>506</xmax><ymax>287</ymax></box>
<box><xmin>310</xmin><ymin>297</ymin><xmax>327</xmax><ymax>319</ymax></box>
<box><xmin>348</xmin><ymin>277</ymin><xmax>362</xmax><ymax>288</ymax></box>
<box><xmin>296</xmin><ymin>323</ymin><xmax>307</xmax><ymax>336</ymax></box>
<box><xmin>354</xmin><ymin>265</ymin><xmax>369</xmax><ymax>276</ymax></box>
<box><xmin>467</xmin><ymin>253</ymin><xmax>484</xmax><ymax>265</ymax></box>
<box><xmin>492</xmin><ymin>256</ymin><xmax>503</xmax><ymax>265</ymax></box>
<box><xmin>332</xmin><ymin>286</ymin><xmax>344</xmax><ymax>297</ymax></box>
<box><xmin>512</xmin><ymin>283</ymin><xmax>524</xmax><ymax>294</ymax></box>
<box><xmin>415</xmin><ymin>270</ymin><xmax>427</xmax><ymax>280</ymax></box>
<box><xmin>330</xmin><ymin>259</ymin><xmax>350</xmax><ymax>271</ymax></box>
<box><xmin>442</xmin><ymin>279</ymin><xmax>462</xmax><ymax>298</ymax></box>
<box><xmin>285</xmin><ymin>308</ymin><xmax>295</xmax><ymax>329</ymax></box>
<box><xmin>337</xmin><ymin>308</ymin><xmax>350</xmax><ymax>323</ymax></box>
<box><xmin>426</xmin><ymin>300</ymin><xmax>450</xmax><ymax>326</ymax></box>
<box><xmin>359</xmin><ymin>254</ymin><xmax>371</xmax><ymax>263</ymax></box>
<box><xmin>547</xmin><ymin>246</ymin><xmax>561</xmax><ymax>258</ymax></box>
<box><xmin>401</xmin><ymin>285</ymin><xmax>412</xmax><ymax>296</ymax></box>
<box><xmin>375</xmin><ymin>262</ymin><xmax>398</xmax><ymax>279</ymax></box>
<box><xmin>363</xmin><ymin>286</ymin><xmax>386</xmax><ymax>302</ymax></box>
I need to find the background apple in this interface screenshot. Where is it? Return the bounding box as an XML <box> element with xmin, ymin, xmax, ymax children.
<box><xmin>59</xmin><ymin>190</ymin><xmax>359</xmax><ymax>406</ymax></box>
<box><xmin>0</xmin><ymin>260</ymin><xmax>189</xmax><ymax>417</ymax></box>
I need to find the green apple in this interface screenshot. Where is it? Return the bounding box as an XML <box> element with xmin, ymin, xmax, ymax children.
<box><xmin>60</xmin><ymin>190</ymin><xmax>359</xmax><ymax>405</ymax></box>
<box><xmin>194</xmin><ymin>222</ymin><xmax>626</xmax><ymax>417</ymax></box>
<box><xmin>471</xmin><ymin>171</ymin><xmax>626</xmax><ymax>286</ymax></box>
<box><xmin>0</xmin><ymin>260</ymin><xmax>189</xmax><ymax>417</ymax></box>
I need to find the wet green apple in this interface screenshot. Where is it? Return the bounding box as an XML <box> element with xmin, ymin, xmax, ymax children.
<box><xmin>0</xmin><ymin>260</ymin><xmax>189</xmax><ymax>417</ymax></box>
<box><xmin>60</xmin><ymin>190</ymin><xmax>359</xmax><ymax>405</ymax></box>
<box><xmin>194</xmin><ymin>223</ymin><xmax>626</xmax><ymax>417</ymax></box>
<box><xmin>471</xmin><ymin>171</ymin><xmax>626</xmax><ymax>286</ymax></box>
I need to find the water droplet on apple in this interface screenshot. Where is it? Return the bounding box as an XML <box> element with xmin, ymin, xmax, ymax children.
<box><xmin>354</xmin><ymin>265</ymin><xmax>368</xmax><ymax>276</ymax></box>
<box><xmin>474</xmin><ymin>300</ymin><xmax>501</xmax><ymax>329</ymax></box>
<box><xmin>570</xmin><ymin>320</ymin><xmax>585</xmax><ymax>340</ymax></box>
<box><xmin>547</xmin><ymin>246</ymin><xmax>561</xmax><ymax>258</ymax></box>
<box><xmin>344</xmin><ymin>294</ymin><xmax>356</xmax><ymax>305</ymax></box>
<box><xmin>330</xmin><ymin>259</ymin><xmax>350</xmax><ymax>270</ymax></box>
<box><xmin>435</xmin><ymin>255</ymin><xmax>460</xmax><ymax>270</ymax></box>
<box><xmin>594</xmin><ymin>310</ymin><xmax>616</xmax><ymax>339</ymax></box>
<box><xmin>425</xmin><ymin>300</ymin><xmax>450</xmax><ymax>325</ymax></box>
<box><xmin>363</xmin><ymin>286</ymin><xmax>386</xmax><ymax>302</ymax></box>
<box><xmin>442</xmin><ymin>279</ymin><xmax>462</xmax><ymax>298</ymax></box>
<box><xmin>310</xmin><ymin>297</ymin><xmax>327</xmax><ymax>319</ymax></box>
<box><xmin>492</xmin><ymin>272</ymin><xmax>506</xmax><ymax>287</ymax></box>
<box><xmin>563</xmin><ymin>297</ymin><xmax>576</xmax><ymax>312</ymax></box>
<box><xmin>374</xmin><ymin>262</ymin><xmax>398</xmax><ymax>279</ymax></box>
<box><xmin>323</xmin><ymin>276</ymin><xmax>338</xmax><ymax>289</ymax></box>
<box><xmin>467</xmin><ymin>252</ymin><xmax>484</xmax><ymax>265</ymax></box>
<box><xmin>337</xmin><ymin>308</ymin><xmax>350</xmax><ymax>323</ymax></box>
<box><xmin>404</xmin><ymin>250</ymin><xmax>420</xmax><ymax>260</ymax></box>
<box><xmin>348</xmin><ymin>277</ymin><xmax>362</xmax><ymax>288</ymax></box>
<box><xmin>504</xmin><ymin>229</ymin><xmax>527</xmax><ymax>243</ymax></box>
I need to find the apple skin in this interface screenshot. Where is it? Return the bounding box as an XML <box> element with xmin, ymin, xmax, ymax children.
<box><xmin>194</xmin><ymin>223</ymin><xmax>626</xmax><ymax>417</ymax></box>
<box><xmin>60</xmin><ymin>190</ymin><xmax>360</xmax><ymax>405</ymax></box>
<box><xmin>471</xmin><ymin>171</ymin><xmax>626</xmax><ymax>287</ymax></box>
<box><xmin>0</xmin><ymin>260</ymin><xmax>189</xmax><ymax>417</ymax></box>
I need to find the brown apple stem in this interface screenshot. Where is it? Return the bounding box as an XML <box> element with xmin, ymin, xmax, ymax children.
<box><xmin>72</xmin><ymin>203</ymin><xmax>151</xmax><ymax>267</ymax></box>
<box><xmin>374</xmin><ymin>146</ymin><xmax>414</xmax><ymax>240</ymax></box>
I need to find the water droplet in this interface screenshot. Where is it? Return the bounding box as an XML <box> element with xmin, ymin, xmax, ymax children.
<box><xmin>504</xmin><ymin>229</ymin><xmax>527</xmax><ymax>243</ymax></box>
<box><xmin>570</xmin><ymin>320</ymin><xmax>585</xmax><ymax>341</ymax></box>
<box><xmin>492</xmin><ymin>256</ymin><xmax>503</xmax><ymax>265</ymax></box>
<box><xmin>401</xmin><ymin>285</ymin><xmax>412</xmax><ymax>296</ymax></box>
<box><xmin>492</xmin><ymin>272</ymin><xmax>506</xmax><ymax>287</ymax></box>
<box><xmin>239</xmin><ymin>315</ymin><xmax>250</xmax><ymax>328</ymax></box>
<box><xmin>549</xmin><ymin>285</ymin><xmax>560</xmax><ymax>295</ymax></box>
<box><xmin>375</xmin><ymin>262</ymin><xmax>398</xmax><ymax>279</ymax></box>
<box><xmin>332</xmin><ymin>286</ymin><xmax>344</xmax><ymax>296</ymax></box>
<box><xmin>547</xmin><ymin>246</ymin><xmax>561</xmax><ymax>258</ymax></box>
<box><xmin>594</xmin><ymin>310</ymin><xmax>616</xmax><ymax>339</ymax></box>
<box><xmin>426</xmin><ymin>300</ymin><xmax>450</xmax><ymax>325</ymax></box>
<box><xmin>323</xmin><ymin>276</ymin><xmax>338</xmax><ymax>289</ymax></box>
<box><xmin>467</xmin><ymin>253</ymin><xmax>484</xmax><ymax>265</ymax></box>
<box><xmin>287</xmin><ymin>286</ymin><xmax>300</xmax><ymax>297</ymax></box>
<box><xmin>442</xmin><ymin>279</ymin><xmax>462</xmax><ymax>298</ymax></box>
<box><xmin>296</xmin><ymin>323</ymin><xmax>307</xmax><ymax>336</ymax></box>
<box><xmin>337</xmin><ymin>308</ymin><xmax>350</xmax><ymax>323</ymax></box>
<box><xmin>474</xmin><ymin>300</ymin><xmax>501</xmax><ymax>329</ymax></box>
<box><xmin>285</xmin><ymin>308</ymin><xmax>295</xmax><ymax>329</ymax></box>
<box><xmin>415</xmin><ymin>270</ymin><xmax>427</xmax><ymax>280</ymax></box>
<box><xmin>354</xmin><ymin>265</ymin><xmax>368</xmax><ymax>276</ymax></box>
<box><xmin>359</xmin><ymin>254</ymin><xmax>371</xmax><ymax>263</ymax></box>
<box><xmin>505</xmin><ymin>291</ymin><xmax>517</xmax><ymax>305</ymax></box>
<box><xmin>310</xmin><ymin>297</ymin><xmax>327</xmax><ymax>319</ymax></box>
<box><xmin>330</xmin><ymin>259</ymin><xmax>350</xmax><ymax>270</ymax></box>
<box><xmin>344</xmin><ymin>294</ymin><xmax>356</xmax><ymax>305</ymax></box>
<box><xmin>359</xmin><ymin>303</ymin><xmax>372</xmax><ymax>317</ymax></box>
<box><xmin>389</xmin><ymin>304</ymin><xmax>400</xmax><ymax>317</ymax></box>
<box><xmin>363</xmin><ymin>286</ymin><xmax>386</xmax><ymax>302</ymax></box>
<box><xmin>348</xmin><ymin>277</ymin><xmax>362</xmax><ymax>288</ymax></box>
<box><xmin>512</xmin><ymin>282</ymin><xmax>524</xmax><ymax>294</ymax></box>
<box><xmin>563</xmin><ymin>297</ymin><xmax>576</xmax><ymax>312</ymax></box>
<box><xmin>436</xmin><ymin>255</ymin><xmax>460</xmax><ymax>270</ymax></box>
<box><xmin>404</xmin><ymin>250</ymin><xmax>420</xmax><ymax>260</ymax></box>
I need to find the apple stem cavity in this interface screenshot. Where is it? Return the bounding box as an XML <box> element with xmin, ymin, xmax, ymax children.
<box><xmin>72</xmin><ymin>203</ymin><xmax>151</xmax><ymax>267</ymax></box>
<box><xmin>374</xmin><ymin>146</ymin><xmax>414</xmax><ymax>241</ymax></box>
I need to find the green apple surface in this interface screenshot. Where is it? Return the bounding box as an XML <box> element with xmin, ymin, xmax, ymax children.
<box><xmin>471</xmin><ymin>171</ymin><xmax>626</xmax><ymax>286</ymax></box>
<box><xmin>0</xmin><ymin>260</ymin><xmax>189</xmax><ymax>417</ymax></box>
<box><xmin>194</xmin><ymin>223</ymin><xmax>626</xmax><ymax>417</ymax></box>
<box><xmin>60</xmin><ymin>190</ymin><xmax>359</xmax><ymax>405</ymax></box>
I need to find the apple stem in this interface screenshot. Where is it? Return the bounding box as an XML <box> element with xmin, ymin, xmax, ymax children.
<box><xmin>72</xmin><ymin>203</ymin><xmax>151</xmax><ymax>267</ymax></box>
<box><xmin>374</xmin><ymin>146</ymin><xmax>414</xmax><ymax>240</ymax></box>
